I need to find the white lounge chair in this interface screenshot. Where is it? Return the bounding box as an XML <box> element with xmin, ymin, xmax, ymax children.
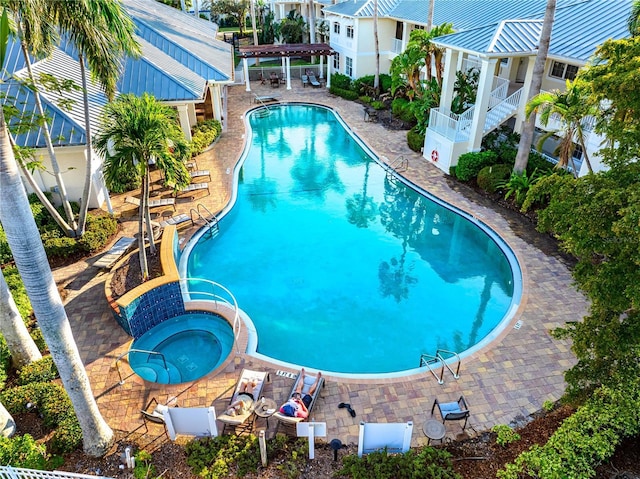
<box><xmin>92</xmin><ymin>236</ymin><xmax>136</xmax><ymax>269</ymax></box>
<box><xmin>177</xmin><ymin>182</ymin><xmax>210</xmax><ymax>196</ymax></box>
<box><xmin>190</xmin><ymin>170</ymin><xmax>211</xmax><ymax>181</ymax></box>
<box><xmin>218</xmin><ymin>369</ymin><xmax>269</xmax><ymax>434</ymax></box>
<box><xmin>307</xmin><ymin>72</ymin><xmax>321</xmax><ymax>88</ymax></box>
<box><xmin>160</xmin><ymin>405</ymin><xmax>218</xmax><ymax>440</ymax></box>
<box><xmin>273</xmin><ymin>370</ymin><xmax>324</xmax><ymax>433</ymax></box>
<box><xmin>158</xmin><ymin>213</ymin><xmax>191</xmax><ymax>228</ymax></box>
<box><xmin>125</xmin><ymin>195</ymin><xmax>176</xmax><ymax>210</ymax></box>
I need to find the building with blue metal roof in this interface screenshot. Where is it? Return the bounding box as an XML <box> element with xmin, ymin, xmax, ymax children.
<box><xmin>2</xmin><ymin>0</ymin><xmax>233</xmax><ymax>209</ymax></box>
<box><xmin>319</xmin><ymin>0</ymin><xmax>632</xmax><ymax>176</ymax></box>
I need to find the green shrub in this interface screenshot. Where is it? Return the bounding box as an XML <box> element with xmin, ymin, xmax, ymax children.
<box><xmin>1</xmin><ymin>382</ymin><xmax>82</xmax><ymax>453</ymax></box>
<box><xmin>30</xmin><ymin>328</ymin><xmax>47</xmax><ymax>352</ymax></box>
<box><xmin>186</xmin><ymin>434</ymin><xmax>261</xmax><ymax>478</ymax></box>
<box><xmin>330</xmin><ymin>85</ymin><xmax>359</xmax><ymax>101</ymax></box>
<box><xmin>477</xmin><ymin>164</ymin><xmax>512</xmax><ymax>193</ymax></box>
<box><xmin>2</xmin><ymin>265</ymin><xmax>31</xmax><ymax>320</ymax></box>
<box><xmin>0</xmin><ymin>434</ymin><xmax>51</xmax><ymax>470</ymax></box>
<box><xmin>358</xmin><ymin>96</ymin><xmax>372</xmax><ymax>104</ymax></box>
<box><xmin>371</xmin><ymin>100</ymin><xmax>385</xmax><ymax>110</ymax></box>
<box><xmin>190</xmin><ymin>119</ymin><xmax>222</xmax><ymax>156</ymax></box>
<box><xmin>527</xmin><ymin>150</ymin><xmax>555</xmax><ymax>174</ymax></box>
<box><xmin>134</xmin><ymin>450</ymin><xmax>157</xmax><ymax>479</ymax></box>
<box><xmin>331</xmin><ymin>73</ymin><xmax>353</xmax><ymax>90</ymax></box>
<box><xmin>455</xmin><ymin>151</ymin><xmax>499</xmax><ymax>182</ymax></box>
<box><xmin>0</xmin><ymin>337</ymin><xmax>10</xmax><ymax>390</ymax></box>
<box><xmin>17</xmin><ymin>356</ymin><xmax>58</xmax><ymax>385</ymax></box>
<box><xmin>337</xmin><ymin>447</ymin><xmax>460</xmax><ymax>479</ymax></box>
<box><xmin>392</xmin><ymin>98</ymin><xmax>417</xmax><ymax>124</ymax></box>
<box><xmin>0</xmin><ymin>228</ymin><xmax>11</xmax><ymax>265</ymax></box>
<box><xmin>499</xmin><ymin>169</ymin><xmax>543</xmax><ymax>207</ymax></box>
<box><xmin>355</xmin><ymin>74</ymin><xmax>392</xmax><ymax>95</ymax></box>
<box><xmin>42</xmin><ymin>235</ymin><xmax>77</xmax><ymax>258</ymax></box>
<box><xmin>407</xmin><ymin>126</ymin><xmax>425</xmax><ymax>152</ymax></box>
<box><xmin>492</xmin><ymin>424</ymin><xmax>521</xmax><ymax>447</ymax></box>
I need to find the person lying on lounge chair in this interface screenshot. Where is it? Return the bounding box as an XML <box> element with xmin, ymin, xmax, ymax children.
<box><xmin>225</xmin><ymin>378</ymin><xmax>259</xmax><ymax>416</ymax></box>
<box><xmin>279</xmin><ymin>369</ymin><xmax>322</xmax><ymax>419</ymax></box>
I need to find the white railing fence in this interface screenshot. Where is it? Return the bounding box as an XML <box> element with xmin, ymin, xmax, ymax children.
<box><xmin>0</xmin><ymin>466</ymin><xmax>113</xmax><ymax>479</ymax></box>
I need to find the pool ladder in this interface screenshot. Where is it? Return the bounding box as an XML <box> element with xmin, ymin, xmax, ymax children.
<box><xmin>115</xmin><ymin>349</ymin><xmax>168</xmax><ymax>385</ymax></box>
<box><xmin>382</xmin><ymin>155</ymin><xmax>408</xmax><ymax>179</ymax></box>
<box><xmin>419</xmin><ymin>349</ymin><xmax>461</xmax><ymax>385</ymax></box>
<box><xmin>190</xmin><ymin>203</ymin><xmax>219</xmax><ymax>236</ymax></box>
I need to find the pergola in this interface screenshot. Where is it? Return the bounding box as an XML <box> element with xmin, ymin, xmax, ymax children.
<box><xmin>238</xmin><ymin>43</ymin><xmax>336</xmax><ymax>91</ymax></box>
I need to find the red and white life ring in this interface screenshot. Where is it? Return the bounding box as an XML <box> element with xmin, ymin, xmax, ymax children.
<box><xmin>431</xmin><ymin>149</ymin><xmax>439</xmax><ymax>162</ymax></box>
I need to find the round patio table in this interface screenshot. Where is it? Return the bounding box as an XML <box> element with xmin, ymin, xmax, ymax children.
<box><xmin>423</xmin><ymin>419</ymin><xmax>446</xmax><ymax>445</ymax></box>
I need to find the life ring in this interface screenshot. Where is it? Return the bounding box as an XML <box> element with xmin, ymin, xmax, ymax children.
<box><xmin>431</xmin><ymin>149</ymin><xmax>439</xmax><ymax>162</ymax></box>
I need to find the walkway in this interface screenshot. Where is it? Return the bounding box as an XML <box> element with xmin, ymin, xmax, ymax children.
<box><xmin>53</xmin><ymin>81</ymin><xmax>587</xmax><ymax>447</ymax></box>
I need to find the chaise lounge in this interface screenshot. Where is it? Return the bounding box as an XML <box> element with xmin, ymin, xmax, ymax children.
<box><xmin>273</xmin><ymin>370</ymin><xmax>324</xmax><ymax>434</ymax></box>
<box><xmin>218</xmin><ymin>369</ymin><xmax>269</xmax><ymax>434</ymax></box>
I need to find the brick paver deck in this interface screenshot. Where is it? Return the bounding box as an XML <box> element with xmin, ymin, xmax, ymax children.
<box><xmin>53</xmin><ymin>81</ymin><xmax>588</xmax><ymax>448</ymax></box>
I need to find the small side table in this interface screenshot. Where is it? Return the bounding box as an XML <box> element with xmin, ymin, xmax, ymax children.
<box><xmin>254</xmin><ymin>397</ymin><xmax>278</xmax><ymax>430</ymax></box>
<box><xmin>423</xmin><ymin>419</ymin><xmax>446</xmax><ymax>445</ymax></box>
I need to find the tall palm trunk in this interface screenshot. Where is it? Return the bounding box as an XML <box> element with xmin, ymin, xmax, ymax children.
<box><xmin>373</xmin><ymin>0</ymin><xmax>379</xmax><ymax>93</ymax></box>
<box><xmin>514</xmin><ymin>0</ymin><xmax>556</xmax><ymax>174</ymax></box>
<box><xmin>426</xmin><ymin>0</ymin><xmax>434</xmax><ymax>32</ymax></box>
<box><xmin>0</xmin><ymin>108</ymin><xmax>114</xmax><ymax>457</ymax></box>
<box><xmin>0</xmin><ymin>269</ymin><xmax>42</xmax><ymax>368</ymax></box>
<box><xmin>308</xmin><ymin>0</ymin><xmax>316</xmax><ymax>62</ymax></box>
<box><xmin>0</xmin><ymin>401</ymin><xmax>15</xmax><ymax>438</ymax></box>
<box><xmin>17</xmin><ymin>24</ymin><xmax>76</xmax><ymax>236</ymax></box>
<box><xmin>250</xmin><ymin>0</ymin><xmax>259</xmax><ymax>65</ymax></box>
<box><xmin>77</xmin><ymin>54</ymin><xmax>93</xmax><ymax>237</ymax></box>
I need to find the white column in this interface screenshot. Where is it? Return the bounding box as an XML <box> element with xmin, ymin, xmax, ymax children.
<box><xmin>176</xmin><ymin>104</ymin><xmax>192</xmax><ymax>141</ymax></box>
<box><xmin>286</xmin><ymin>57</ymin><xmax>292</xmax><ymax>90</ymax></box>
<box><xmin>187</xmin><ymin>103</ymin><xmax>197</xmax><ymax>125</ymax></box>
<box><xmin>326</xmin><ymin>56</ymin><xmax>332</xmax><ymax>88</ymax></box>
<box><xmin>468</xmin><ymin>57</ymin><xmax>498</xmax><ymax>152</ymax></box>
<box><xmin>211</xmin><ymin>85</ymin><xmax>222</xmax><ymax>122</ymax></box>
<box><xmin>243</xmin><ymin>58</ymin><xmax>251</xmax><ymax>92</ymax></box>
<box><xmin>440</xmin><ymin>48</ymin><xmax>459</xmax><ymax>111</ymax></box>
<box><xmin>513</xmin><ymin>55</ymin><xmax>537</xmax><ymax>133</ymax></box>
<box><xmin>401</xmin><ymin>21</ymin><xmax>409</xmax><ymax>50</ymax></box>
<box><xmin>319</xmin><ymin>55</ymin><xmax>324</xmax><ymax>79</ymax></box>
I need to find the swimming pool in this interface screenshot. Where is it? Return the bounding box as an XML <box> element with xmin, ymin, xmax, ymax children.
<box><xmin>129</xmin><ymin>312</ymin><xmax>234</xmax><ymax>384</ymax></box>
<box><xmin>182</xmin><ymin>104</ymin><xmax>521</xmax><ymax>376</ymax></box>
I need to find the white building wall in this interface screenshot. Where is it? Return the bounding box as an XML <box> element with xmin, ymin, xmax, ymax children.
<box><xmin>22</xmin><ymin>146</ymin><xmax>107</xmax><ymax>209</ymax></box>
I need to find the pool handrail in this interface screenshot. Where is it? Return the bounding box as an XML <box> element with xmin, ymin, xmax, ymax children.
<box><xmin>419</xmin><ymin>353</ymin><xmax>445</xmax><ymax>385</ymax></box>
<box><xmin>179</xmin><ymin>278</ymin><xmax>241</xmax><ymax>354</ymax></box>
<box><xmin>190</xmin><ymin>204</ymin><xmax>219</xmax><ymax>235</ymax></box>
<box><xmin>115</xmin><ymin>349</ymin><xmax>168</xmax><ymax>385</ymax></box>
<box><xmin>436</xmin><ymin>349</ymin><xmax>461</xmax><ymax>379</ymax></box>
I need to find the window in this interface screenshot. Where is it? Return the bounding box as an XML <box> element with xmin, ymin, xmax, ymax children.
<box><xmin>413</xmin><ymin>25</ymin><xmax>424</xmax><ymax>30</ymax></box>
<box><xmin>346</xmin><ymin>57</ymin><xmax>353</xmax><ymax>77</ymax></box>
<box><xmin>549</xmin><ymin>61</ymin><xmax>579</xmax><ymax>81</ymax></box>
<box><xmin>333</xmin><ymin>52</ymin><xmax>340</xmax><ymax>70</ymax></box>
<box><xmin>346</xmin><ymin>26</ymin><xmax>354</xmax><ymax>38</ymax></box>
<box><xmin>395</xmin><ymin>21</ymin><xmax>403</xmax><ymax>40</ymax></box>
<box><xmin>333</xmin><ymin>22</ymin><xmax>340</xmax><ymax>34</ymax></box>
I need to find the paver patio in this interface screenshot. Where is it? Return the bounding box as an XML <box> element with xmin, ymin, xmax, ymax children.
<box><xmin>53</xmin><ymin>81</ymin><xmax>588</xmax><ymax>448</ymax></box>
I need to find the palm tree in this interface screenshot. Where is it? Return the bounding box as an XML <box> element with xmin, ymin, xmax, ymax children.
<box><xmin>51</xmin><ymin>0</ymin><xmax>141</xmax><ymax>236</ymax></box>
<box><xmin>526</xmin><ymin>80</ymin><xmax>594</xmax><ymax>176</ymax></box>
<box><xmin>0</xmin><ymin>12</ymin><xmax>114</xmax><ymax>454</ymax></box>
<box><xmin>7</xmin><ymin>0</ymin><xmax>140</xmax><ymax>237</ymax></box>
<box><xmin>94</xmin><ymin>93</ymin><xmax>191</xmax><ymax>281</ymax></box>
<box><xmin>390</xmin><ymin>44</ymin><xmax>425</xmax><ymax>100</ymax></box>
<box><xmin>514</xmin><ymin>0</ymin><xmax>557</xmax><ymax>174</ymax></box>
<box><xmin>0</xmin><ymin>269</ymin><xmax>42</xmax><ymax>368</ymax></box>
<box><xmin>628</xmin><ymin>0</ymin><xmax>640</xmax><ymax>35</ymax></box>
<box><xmin>8</xmin><ymin>1</ymin><xmax>77</xmax><ymax>235</ymax></box>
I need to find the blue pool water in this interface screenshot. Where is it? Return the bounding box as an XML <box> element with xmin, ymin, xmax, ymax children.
<box><xmin>184</xmin><ymin>104</ymin><xmax>520</xmax><ymax>375</ymax></box>
<box><xmin>130</xmin><ymin>312</ymin><xmax>234</xmax><ymax>384</ymax></box>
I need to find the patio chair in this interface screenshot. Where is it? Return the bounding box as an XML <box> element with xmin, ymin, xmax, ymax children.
<box><xmin>307</xmin><ymin>72</ymin><xmax>321</xmax><ymax>88</ymax></box>
<box><xmin>431</xmin><ymin>396</ymin><xmax>470</xmax><ymax>431</ymax></box>
<box><xmin>273</xmin><ymin>370</ymin><xmax>324</xmax><ymax>434</ymax></box>
<box><xmin>176</xmin><ymin>182</ymin><xmax>210</xmax><ymax>197</ymax></box>
<box><xmin>218</xmin><ymin>369</ymin><xmax>269</xmax><ymax>434</ymax></box>
<box><xmin>190</xmin><ymin>170</ymin><xmax>211</xmax><ymax>181</ymax></box>
<box><xmin>125</xmin><ymin>195</ymin><xmax>176</xmax><ymax>210</ymax></box>
<box><xmin>301</xmin><ymin>75</ymin><xmax>309</xmax><ymax>87</ymax></box>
